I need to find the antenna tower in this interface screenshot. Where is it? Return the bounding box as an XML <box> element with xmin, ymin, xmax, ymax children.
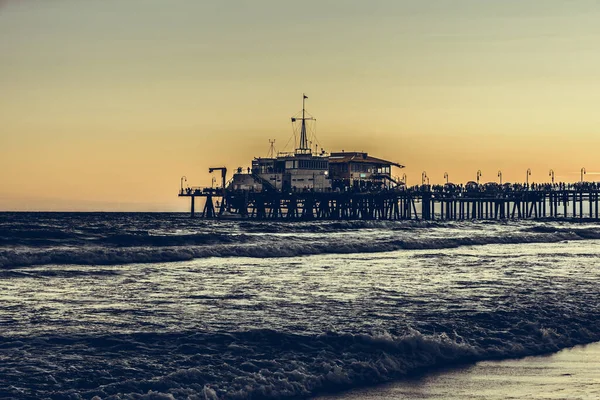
<box><xmin>268</xmin><ymin>139</ymin><xmax>276</xmax><ymax>158</ymax></box>
<box><xmin>291</xmin><ymin>94</ymin><xmax>315</xmax><ymax>155</ymax></box>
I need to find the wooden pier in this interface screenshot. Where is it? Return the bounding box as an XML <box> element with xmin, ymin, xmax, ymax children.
<box><xmin>179</xmin><ymin>183</ymin><xmax>600</xmax><ymax>221</ymax></box>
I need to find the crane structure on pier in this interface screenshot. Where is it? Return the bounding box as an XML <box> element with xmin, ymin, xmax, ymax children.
<box><xmin>208</xmin><ymin>167</ymin><xmax>227</xmax><ymax>191</ymax></box>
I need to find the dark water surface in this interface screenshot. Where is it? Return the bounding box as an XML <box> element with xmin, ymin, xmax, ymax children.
<box><xmin>1</xmin><ymin>213</ymin><xmax>599</xmax><ymax>399</ymax></box>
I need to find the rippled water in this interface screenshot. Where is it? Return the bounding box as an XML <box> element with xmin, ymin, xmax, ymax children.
<box><xmin>1</xmin><ymin>213</ymin><xmax>600</xmax><ymax>399</ymax></box>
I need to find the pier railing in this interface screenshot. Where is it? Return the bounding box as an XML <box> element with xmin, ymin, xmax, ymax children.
<box><xmin>178</xmin><ymin>183</ymin><xmax>600</xmax><ymax>220</ymax></box>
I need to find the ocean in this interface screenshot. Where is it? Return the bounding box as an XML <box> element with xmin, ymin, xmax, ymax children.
<box><xmin>1</xmin><ymin>212</ymin><xmax>599</xmax><ymax>399</ymax></box>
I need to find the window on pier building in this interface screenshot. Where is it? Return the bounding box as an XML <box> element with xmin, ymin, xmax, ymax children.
<box><xmin>297</xmin><ymin>160</ymin><xmax>327</xmax><ymax>170</ymax></box>
<box><xmin>350</xmin><ymin>163</ymin><xmax>373</xmax><ymax>173</ymax></box>
<box><xmin>328</xmin><ymin>163</ymin><xmax>347</xmax><ymax>176</ymax></box>
<box><xmin>252</xmin><ymin>159</ymin><xmax>275</xmax><ymax>174</ymax></box>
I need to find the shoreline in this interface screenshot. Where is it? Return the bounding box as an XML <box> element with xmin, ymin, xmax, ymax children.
<box><xmin>316</xmin><ymin>341</ymin><xmax>600</xmax><ymax>400</ymax></box>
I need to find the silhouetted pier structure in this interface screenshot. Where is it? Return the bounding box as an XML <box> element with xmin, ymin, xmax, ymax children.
<box><xmin>179</xmin><ymin>182</ymin><xmax>600</xmax><ymax>221</ymax></box>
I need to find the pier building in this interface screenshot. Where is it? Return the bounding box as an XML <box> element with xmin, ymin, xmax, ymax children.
<box><xmin>179</xmin><ymin>95</ymin><xmax>600</xmax><ymax>222</ymax></box>
<box><xmin>227</xmin><ymin>95</ymin><xmax>403</xmax><ymax>193</ymax></box>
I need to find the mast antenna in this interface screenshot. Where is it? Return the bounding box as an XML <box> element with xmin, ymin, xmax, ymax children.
<box><xmin>291</xmin><ymin>93</ymin><xmax>315</xmax><ymax>155</ymax></box>
<box><xmin>268</xmin><ymin>139</ymin><xmax>276</xmax><ymax>158</ymax></box>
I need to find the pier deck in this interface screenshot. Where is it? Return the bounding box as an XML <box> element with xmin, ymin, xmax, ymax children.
<box><xmin>179</xmin><ymin>183</ymin><xmax>600</xmax><ymax>221</ymax></box>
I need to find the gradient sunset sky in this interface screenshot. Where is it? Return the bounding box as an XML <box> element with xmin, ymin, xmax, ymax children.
<box><xmin>2</xmin><ymin>0</ymin><xmax>600</xmax><ymax>211</ymax></box>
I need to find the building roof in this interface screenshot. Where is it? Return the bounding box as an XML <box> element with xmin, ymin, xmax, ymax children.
<box><xmin>328</xmin><ymin>152</ymin><xmax>405</xmax><ymax>168</ymax></box>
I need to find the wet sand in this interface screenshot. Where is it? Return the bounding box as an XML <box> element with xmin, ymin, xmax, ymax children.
<box><xmin>317</xmin><ymin>342</ymin><xmax>600</xmax><ymax>400</ymax></box>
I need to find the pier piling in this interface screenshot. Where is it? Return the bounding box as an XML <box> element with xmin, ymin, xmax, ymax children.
<box><xmin>179</xmin><ymin>185</ymin><xmax>600</xmax><ymax>221</ymax></box>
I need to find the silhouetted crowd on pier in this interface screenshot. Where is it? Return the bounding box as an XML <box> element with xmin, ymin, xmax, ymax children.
<box><xmin>181</xmin><ymin>181</ymin><xmax>600</xmax><ymax>197</ymax></box>
<box><xmin>403</xmin><ymin>181</ymin><xmax>600</xmax><ymax>195</ymax></box>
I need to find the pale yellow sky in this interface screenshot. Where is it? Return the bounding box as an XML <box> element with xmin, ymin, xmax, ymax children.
<box><xmin>2</xmin><ymin>0</ymin><xmax>600</xmax><ymax>211</ymax></box>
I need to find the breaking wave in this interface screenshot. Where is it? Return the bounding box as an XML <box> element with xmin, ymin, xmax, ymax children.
<box><xmin>0</xmin><ymin>229</ymin><xmax>252</xmax><ymax>247</ymax></box>
<box><xmin>523</xmin><ymin>225</ymin><xmax>600</xmax><ymax>239</ymax></box>
<box><xmin>1</xmin><ymin>227</ymin><xmax>596</xmax><ymax>268</ymax></box>
<box><xmin>235</xmin><ymin>220</ymin><xmax>452</xmax><ymax>233</ymax></box>
<box><xmin>2</xmin><ymin>321</ymin><xmax>599</xmax><ymax>400</ymax></box>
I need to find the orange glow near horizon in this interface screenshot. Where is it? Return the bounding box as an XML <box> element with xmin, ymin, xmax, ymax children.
<box><xmin>2</xmin><ymin>1</ymin><xmax>600</xmax><ymax>211</ymax></box>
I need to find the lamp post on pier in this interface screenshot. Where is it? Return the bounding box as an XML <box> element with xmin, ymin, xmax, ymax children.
<box><xmin>422</xmin><ymin>171</ymin><xmax>428</xmax><ymax>185</ymax></box>
<box><xmin>180</xmin><ymin>176</ymin><xmax>187</xmax><ymax>194</ymax></box>
<box><xmin>401</xmin><ymin>173</ymin><xmax>407</xmax><ymax>186</ymax></box>
<box><xmin>497</xmin><ymin>170</ymin><xmax>502</xmax><ymax>185</ymax></box>
<box><xmin>581</xmin><ymin>167</ymin><xmax>586</xmax><ymax>183</ymax></box>
<box><xmin>526</xmin><ymin>168</ymin><xmax>531</xmax><ymax>188</ymax></box>
<box><xmin>444</xmin><ymin>172</ymin><xmax>449</xmax><ymax>184</ymax></box>
<box><xmin>476</xmin><ymin>170</ymin><xmax>482</xmax><ymax>184</ymax></box>
<box><xmin>549</xmin><ymin>169</ymin><xmax>555</xmax><ymax>185</ymax></box>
